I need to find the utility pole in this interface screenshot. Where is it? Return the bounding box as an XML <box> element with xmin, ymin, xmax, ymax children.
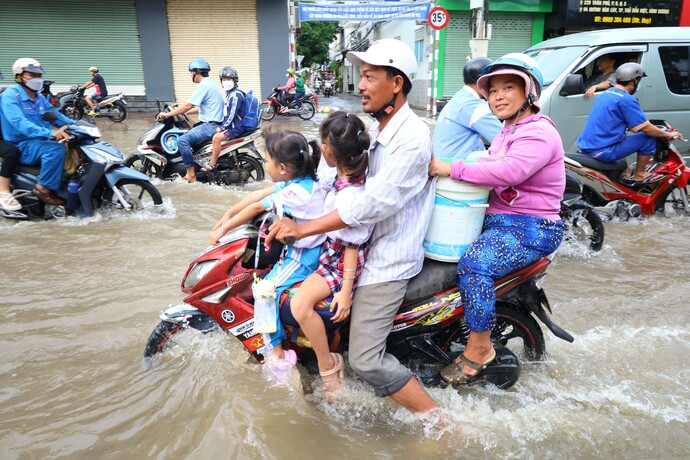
<box><xmin>469</xmin><ymin>0</ymin><xmax>490</xmax><ymax>58</ymax></box>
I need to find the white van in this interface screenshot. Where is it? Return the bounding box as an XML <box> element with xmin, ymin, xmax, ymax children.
<box><xmin>524</xmin><ymin>27</ymin><xmax>690</xmax><ymax>155</ymax></box>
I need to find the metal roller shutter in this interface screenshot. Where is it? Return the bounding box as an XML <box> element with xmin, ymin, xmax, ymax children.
<box><xmin>443</xmin><ymin>12</ymin><xmax>533</xmax><ymax>97</ymax></box>
<box><xmin>0</xmin><ymin>0</ymin><xmax>145</xmax><ymax>95</ymax></box>
<box><xmin>167</xmin><ymin>0</ymin><xmax>261</xmax><ymax>103</ymax></box>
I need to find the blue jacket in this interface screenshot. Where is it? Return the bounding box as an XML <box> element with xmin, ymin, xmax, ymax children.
<box><xmin>220</xmin><ymin>87</ymin><xmax>246</xmax><ymax>138</ymax></box>
<box><xmin>0</xmin><ymin>84</ymin><xmax>73</xmax><ymax>143</ymax></box>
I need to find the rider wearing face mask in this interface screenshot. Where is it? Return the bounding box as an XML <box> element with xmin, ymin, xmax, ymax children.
<box><xmin>200</xmin><ymin>66</ymin><xmax>246</xmax><ymax>172</ymax></box>
<box><xmin>156</xmin><ymin>58</ymin><xmax>224</xmax><ymax>183</ymax></box>
<box><xmin>0</xmin><ymin>58</ymin><xmax>73</xmax><ymax>205</ymax></box>
<box><xmin>577</xmin><ymin>62</ymin><xmax>684</xmax><ymax>183</ymax></box>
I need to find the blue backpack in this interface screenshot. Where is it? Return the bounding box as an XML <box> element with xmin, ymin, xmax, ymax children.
<box><xmin>240</xmin><ymin>89</ymin><xmax>261</xmax><ymax>133</ymax></box>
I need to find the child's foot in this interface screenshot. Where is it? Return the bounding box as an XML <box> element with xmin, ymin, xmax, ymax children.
<box><xmin>264</xmin><ymin>349</ymin><xmax>297</xmax><ymax>385</ymax></box>
<box><xmin>319</xmin><ymin>352</ymin><xmax>344</xmax><ymax>392</ymax></box>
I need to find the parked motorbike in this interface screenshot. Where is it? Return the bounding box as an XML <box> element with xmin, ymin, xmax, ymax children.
<box><xmin>59</xmin><ymin>86</ymin><xmax>128</xmax><ymax>122</ymax></box>
<box><xmin>323</xmin><ymin>81</ymin><xmax>333</xmax><ymax>98</ymax></box>
<box><xmin>565</xmin><ymin>121</ymin><xmax>689</xmax><ymax>219</ymax></box>
<box><xmin>41</xmin><ymin>80</ymin><xmax>58</xmax><ymax>107</ymax></box>
<box><xmin>560</xmin><ymin>171</ymin><xmax>605</xmax><ymax>251</ymax></box>
<box><xmin>0</xmin><ymin>113</ymin><xmax>162</xmax><ymax>221</ymax></box>
<box><xmin>260</xmin><ymin>87</ymin><xmax>316</xmax><ymax>121</ymax></box>
<box><xmin>125</xmin><ymin>101</ymin><xmax>265</xmax><ymax>185</ymax></box>
<box><xmin>143</xmin><ymin>211</ymin><xmax>574</xmax><ymax>390</ymax></box>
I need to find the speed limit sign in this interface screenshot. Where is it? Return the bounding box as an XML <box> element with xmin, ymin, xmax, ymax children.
<box><xmin>428</xmin><ymin>6</ymin><xmax>449</xmax><ymax>30</ymax></box>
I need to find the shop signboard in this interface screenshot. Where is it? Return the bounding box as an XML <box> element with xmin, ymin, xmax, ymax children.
<box><xmin>566</xmin><ymin>0</ymin><xmax>682</xmax><ymax>29</ymax></box>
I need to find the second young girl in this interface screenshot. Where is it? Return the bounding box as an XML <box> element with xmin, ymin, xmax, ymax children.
<box><xmin>288</xmin><ymin>111</ymin><xmax>372</xmax><ymax>391</ymax></box>
<box><xmin>210</xmin><ymin>129</ymin><xmax>326</xmax><ymax>366</ymax></box>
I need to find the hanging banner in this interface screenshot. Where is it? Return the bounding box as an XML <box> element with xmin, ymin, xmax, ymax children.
<box><xmin>299</xmin><ymin>2</ymin><xmax>431</xmax><ymax>22</ymax></box>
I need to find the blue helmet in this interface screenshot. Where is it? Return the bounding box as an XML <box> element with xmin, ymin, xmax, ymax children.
<box><xmin>188</xmin><ymin>58</ymin><xmax>211</xmax><ymax>73</ymax></box>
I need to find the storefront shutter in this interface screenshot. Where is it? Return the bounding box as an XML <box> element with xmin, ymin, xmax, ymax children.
<box><xmin>166</xmin><ymin>0</ymin><xmax>261</xmax><ymax>103</ymax></box>
<box><xmin>0</xmin><ymin>0</ymin><xmax>145</xmax><ymax>95</ymax></box>
<box><xmin>443</xmin><ymin>12</ymin><xmax>533</xmax><ymax>97</ymax></box>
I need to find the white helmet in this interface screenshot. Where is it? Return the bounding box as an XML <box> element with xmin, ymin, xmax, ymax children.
<box><xmin>346</xmin><ymin>38</ymin><xmax>417</xmax><ymax>84</ymax></box>
<box><xmin>89</xmin><ymin>66</ymin><xmax>98</xmax><ymax>72</ymax></box>
<box><xmin>12</xmin><ymin>58</ymin><xmax>44</xmax><ymax>76</ymax></box>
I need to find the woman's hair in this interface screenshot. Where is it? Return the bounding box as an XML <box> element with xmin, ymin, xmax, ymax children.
<box><xmin>319</xmin><ymin>111</ymin><xmax>370</xmax><ymax>180</ymax></box>
<box><xmin>262</xmin><ymin>128</ymin><xmax>320</xmax><ymax>181</ymax></box>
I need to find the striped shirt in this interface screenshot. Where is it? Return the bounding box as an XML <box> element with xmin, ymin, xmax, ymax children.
<box><xmin>338</xmin><ymin>103</ymin><xmax>435</xmax><ymax>286</ymax></box>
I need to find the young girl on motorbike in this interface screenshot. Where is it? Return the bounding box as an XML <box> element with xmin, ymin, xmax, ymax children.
<box><xmin>429</xmin><ymin>53</ymin><xmax>566</xmax><ymax>385</ymax></box>
<box><xmin>287</xmin><ymin>111</ymin><xmax>372</xmax><ymax>391</ymax></box>
<box><xmin>209</xmin><ymin>129</ymin><xmax>326</xmax><ymax>367</ymax></box>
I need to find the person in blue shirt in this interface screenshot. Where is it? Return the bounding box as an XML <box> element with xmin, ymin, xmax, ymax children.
<box><xmin>157</xmin><ymin>58</ymin><xmax>224</xmax><ymax>183</ymax></box>
<box><xmin>433</xmin><ymin>57</ymin><xmax>502</xmax><ymax>160</ymax></box>
<box><xmin>201</xmin><ymin>66</ymin><xmax>245</xmax><ymax>171</ymax></box>
<box><xmin>578</xmin><ymin>63</ymin><xmax>683</xmax><ymax>182</ymax></box>
<box><xmin>0</xmin><ymin>58</ymin><xmax>73</xmax><ymax>205</ymax></box>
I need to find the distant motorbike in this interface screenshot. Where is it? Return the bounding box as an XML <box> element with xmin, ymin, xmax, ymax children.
<box><xmin>59</xmin><ymin>86</ymin><xmax>128</xmax><ymax>122</ymax></box>
<box><xmin>143</xmin><ymin>211</ymin><xmax>574</xmax><ymax>390</ymax></box>
<box><xmin>125</xmin><ymin>101</ymin><xmax>265</xmax><ymax>185</ymax></box>
<box><xmin>560</xmin><ymin>171</ymin><xmax>605</xmax><ymax>251</ymax></box>
<box><xmin>41</xmin><ymin>80</ymin><xmax>58</xmax><ymax>107</ymax></box>
<box><xmin>565</xmin><ymin>120</ymin><xmax>689</xmax><ymax>219</ymax></box>
<box><xmin>323</xmin><ymin>81</ymin><xmax>333</xmax><ymax>98</ymax></box>
<box><xmin>0</xmin><ymin>113</ymin><xmax>162</xmax><ymax>221</ymax></box>
<box><xmin>260</xmin><ymin>87</ymin><xmax>316</xmax><ymax>121</ymax></box>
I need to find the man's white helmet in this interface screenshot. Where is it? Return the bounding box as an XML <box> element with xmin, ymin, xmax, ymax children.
<box><xmin>89</xmin><ymin>66</ymin><xmax>98</xmax><ymax>72</ymax></box>
<box><xmin>12</xmin><ymin>58</ymin><xmax>44</xmax><ymax>76</ymax></box>
<box><xmin>346</xmin><ymin>38</ymin><xmax>417</xmax><ymax>84</ymax></box>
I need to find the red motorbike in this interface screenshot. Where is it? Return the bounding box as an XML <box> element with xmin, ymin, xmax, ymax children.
<box><xmin>259</xmin><ymin>87</ymin><xmax>316</xmax><ymax>121</ymax></box>
<box><xmin>565</xmin><ymin>121</ymin><xmax>689</xmax><ymax>219</ymax></box>
<box><xmin>143</xmin><ymin>212</ymin><xmax>573</xmax><ymax>390</ymax></box>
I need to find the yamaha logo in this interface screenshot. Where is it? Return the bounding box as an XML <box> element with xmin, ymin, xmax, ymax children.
<box><xmin>221</xmin><ymin>310</ymin><xmax>235</xmax><ymax>324</ymax></box>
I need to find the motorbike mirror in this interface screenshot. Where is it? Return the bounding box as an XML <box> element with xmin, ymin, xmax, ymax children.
<box><xmin>42</xmin><ymin>111</ymin><xmax>58</xmax><ymax>122</ymax></box>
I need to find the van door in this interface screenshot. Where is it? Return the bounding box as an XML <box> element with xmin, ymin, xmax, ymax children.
<box><xmin>640</xmin><ymin>43</ymin><xmax>690</xmax><ymax>155</ymax></box>
<box><xmin>545</xmin><ymin>45</ymin><xmax>647</xmax><ymax>153</ymax></box>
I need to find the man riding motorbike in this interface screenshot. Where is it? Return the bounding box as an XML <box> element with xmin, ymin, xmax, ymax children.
<box><xmin>577</xmin><ymin>62</ymin><xmax>684</xmax><ymax>183</ymax></box>
<box><xmin>0</xmin><ymin>58</ymin><xmax>73</xmax><ymax>205</ymax></box>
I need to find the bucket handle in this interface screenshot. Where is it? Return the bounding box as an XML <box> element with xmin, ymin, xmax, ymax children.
<box><xmin>436</xmin><ymin>192</ymin><xmax>490</xmax><ymax>208</ymax></box>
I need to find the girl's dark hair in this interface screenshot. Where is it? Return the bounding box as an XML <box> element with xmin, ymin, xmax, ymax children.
<box><xmin>319</xmin><ymin>111</ymin><xmax>370</xmax><ymax>180</ymax></box>
<box><xmin>263</xmin><ymin>128</ymin><xmax>320</xmax><ymax>181</ymax></box>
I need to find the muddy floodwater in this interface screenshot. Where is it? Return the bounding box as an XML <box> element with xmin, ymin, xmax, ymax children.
<box><xmin>1</xmin><ymin>95</ymin><xmax>689</xmax><ymax>459</ymax></box>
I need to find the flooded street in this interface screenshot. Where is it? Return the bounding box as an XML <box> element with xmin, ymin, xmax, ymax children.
<box><xmin>1</xmin><ymin>94</ymin><xmax>689</xmax><ymax>459</ymax></box>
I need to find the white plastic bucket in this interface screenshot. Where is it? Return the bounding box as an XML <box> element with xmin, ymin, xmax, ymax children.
<box><xmin>423</xmin><ymin>177</ymin><xmax>491</xmax><ymax>262</ymax></box>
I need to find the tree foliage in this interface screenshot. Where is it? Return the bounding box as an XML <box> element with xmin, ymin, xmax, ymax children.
<box><xmin>296</xmin><ymin>21</ymin><xmax>340</xmax><ymax>67</ymax></box>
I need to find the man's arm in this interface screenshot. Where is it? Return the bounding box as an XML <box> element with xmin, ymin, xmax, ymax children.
<box><xmin>636</xmin><ymin>121</ymin><xmax>683</xmax><ymax>140</ymax></box>
<box><xmin>266</xmin><ymin>209</ymin><xmax>345</xmax><ymax>246</ymax></box>
<box><xmin>0</xmin><ymin>91</ymin><xmax>52</xmax><ymax>139</ymax></box>
<box><xmin>157</xmin><ymin>102</ymin><xmax>194</xmax><ymax>120</ymax></box>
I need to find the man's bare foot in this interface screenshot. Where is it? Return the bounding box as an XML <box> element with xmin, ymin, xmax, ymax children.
<box><xmin>181</xmin><ymin>176</ymin><xmax>196</xmax><ymax>183</ymax></box>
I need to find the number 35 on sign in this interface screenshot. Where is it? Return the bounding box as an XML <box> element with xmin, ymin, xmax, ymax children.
<box><xmin>428</xmin><ymin>6</ymin><xmax>449</xmax><ymax>30</ymax></box>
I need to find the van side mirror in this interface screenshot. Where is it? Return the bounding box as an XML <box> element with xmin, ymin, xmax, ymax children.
<box><xmin>560</xmin><ymin>74</ymin><xmax>584</xmax><ymax>96</ymax></box>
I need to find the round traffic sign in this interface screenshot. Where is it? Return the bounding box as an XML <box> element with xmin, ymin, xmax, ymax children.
<box><xmin>428</xmin><ymin>6</ymin><xmax>449</xmax><ymax>30</ymax></box>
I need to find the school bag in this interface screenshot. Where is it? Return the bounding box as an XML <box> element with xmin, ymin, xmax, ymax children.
<box><xmin>240</xmin><ymin>89</ymin><xmax>261</xmax><ymax>133</ymax></box>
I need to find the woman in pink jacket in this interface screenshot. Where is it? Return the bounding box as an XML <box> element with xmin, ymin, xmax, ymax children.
<box><xmin>429</xmin><ymin>53</ymin><xmax>565</xmax><ymax>385</ymax></box>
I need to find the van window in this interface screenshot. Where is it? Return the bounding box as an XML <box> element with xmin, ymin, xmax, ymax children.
<box><xmin>525</xmin><ymin>46</ymin><xmax>588</xmax><ymax>86</ymax></box>
<box><xmin>572</xmin><ymin>52</ymin><xmax>642</xmax><ymax>89</ymax></box>
<box><xmin>659</xmin><ymin>46</ymin><xmax>690</xmax><ymax>95</ymax></box>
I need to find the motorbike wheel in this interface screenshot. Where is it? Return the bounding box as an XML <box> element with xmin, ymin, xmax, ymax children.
<box><xmin>562</xmin><ymin>206</ymin><xmax>605</xmax><ymax>251</ymax></box>
<box><xmin>124</xmin><ymin>155</ymin><xmax>162</xmax><ymax>179</ymax></box>
<box><xmin>62</xmin><ymin>102</ymin><xmax>84</xmax><ymax>121</ymax></box>
<box><xmin>491</xmin><ymin>304</ymin><xmax>546</xmax><ymax>361</ymax></box>
<box><xmin>102</xmin><ymin>179</ymin><xmax>163</xmax><ymax>211</ymax></box>
<box><xmin>260</xmin><ymin>103</ymin><xmax>275</xmax><ymax>121</ymax></box>
<box><xmin>107</xmin><ymin>101</ymin><xmax>127</xmax><ymax>122</ymax></box>
<box><xmin>143</xmin><ymin>316</ymin><xmax>220</xmax><ymax>361</ymax></box>
<box><xmin>236</xmin><ymin>153</ymin><xmax>266</xmax><ymax>182</ymax></box>
<box><xmin>656</xmin><ymin>185</ymin><xmax>690</xmax><ymax>216</ymax></box>
<box><xmin>298</xmin><ymin>102</ymin><xmax>316</xmax><ymax>120</ymax></box>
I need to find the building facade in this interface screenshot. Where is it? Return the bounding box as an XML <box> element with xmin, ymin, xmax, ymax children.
<box><xmin>0</xmin><ymin>0</ymin><xmax>291</xmax><ymax>105</ymax></box>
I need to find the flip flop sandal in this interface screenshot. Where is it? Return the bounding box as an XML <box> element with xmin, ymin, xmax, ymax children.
<box><xmin>200</xmin><ymin>163</ymin><xmax>217</xmax><ymax>172</ymax></box>
<box><xmin>320</xmin><ymin>352</ymin><xmax>344</xmax><ymax>391</ymax></box>
<box><xmin>637</xmin><ymin>173</ymin><xmax>664</xmax><ymax>184</ymax></box>
<box><xmin>440</xmin><ymin>348</ymin><xmax>497</xmax><ymax>386</ymax></box>
<box><xmin>0</xmin><ymin>192</ymin><xmax>21</xmax><ymax>211</ymax></box>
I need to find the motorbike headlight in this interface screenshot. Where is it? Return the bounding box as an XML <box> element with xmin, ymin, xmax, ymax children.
<box><xmin>183</xmin><ymin>259</ymin><xmax>219</xmax><ymax>289</ymax></box>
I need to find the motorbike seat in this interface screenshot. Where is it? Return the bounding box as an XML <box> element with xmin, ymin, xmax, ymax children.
<box><xmin>403</xmin><ymin>257</ymin><xmax>458</xmax><ymax>303</ymax></box>
<box><xmin>565</xmin><ymin>152</ymin><xmax>627</xmax><ymax>172</ymax></box>
<box><xmin>16</xmin><ymin>163</ymin><xmax>41</xmax><ymax>175</ymax></box>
